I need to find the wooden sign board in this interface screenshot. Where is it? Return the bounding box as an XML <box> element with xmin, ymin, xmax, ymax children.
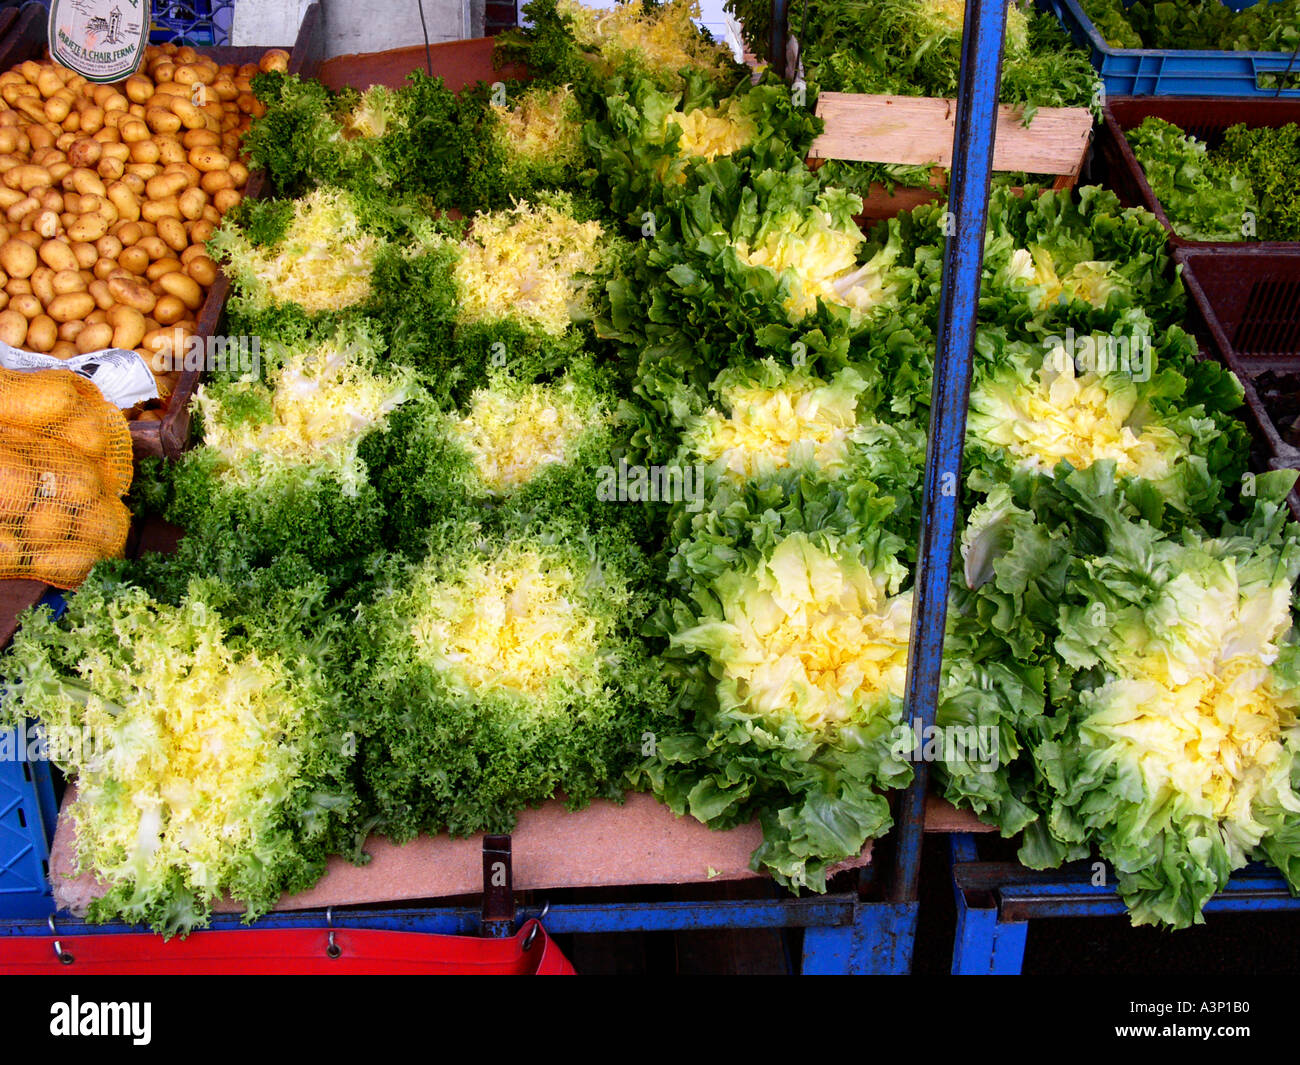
<box><xmin>810</xmin><ymin>93</ymin><xmax>1093</xmax><ymax>184</ymax></box>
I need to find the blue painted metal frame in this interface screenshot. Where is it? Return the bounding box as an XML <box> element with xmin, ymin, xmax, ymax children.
<box><xmin>949</xmin><ymin>833</ymin><xmax>1300</xmax><ymax>974</ymax></box>
<box><xmin>891</xmin><ymin>0</ymin><xmax>1007</xmax><ymax>905</ymax></box>
<box><xmin>0</xmin><ymin>893</ymin><xmax>912</xmax><ymax>974</ymax></box>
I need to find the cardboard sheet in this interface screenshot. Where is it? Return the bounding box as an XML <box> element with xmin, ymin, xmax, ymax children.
<box><xmin>49</xmin><ymin>788</ymin><xmax>873</xmax><ymax>916</ymax></box>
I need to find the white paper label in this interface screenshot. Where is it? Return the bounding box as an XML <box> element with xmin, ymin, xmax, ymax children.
<box><xmin>48</xmin><ymin>0</ymin><xmax>151</xmax><ymax>84</ymax></box>
<box><xmin>0</xmin><ymin>342</ymin><xmax>158</xmax><ymax>409</ymax></box>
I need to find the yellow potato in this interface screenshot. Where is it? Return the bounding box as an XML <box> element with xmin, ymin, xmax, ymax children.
<box><xmin>182</xmin><ymin>128</ymin><xmax>219</xmax><ymax>150</ymax></box>
<box><xmin>66</xmin><ymin>213</ymin><xmax>109</xmax><ymax>243</ymax></box>
<box><xmin>93</xmin><ymin>234</ymin><xmax>122</xmax><ymax>261</ymax></box>
<box><xmin>0</xmin><ymin>307</ymin><xmax>26</xmax><ymax>345</ymax></box>
<box><xmin>31</xmin><ymin>544</ymin><xmax>102</xmax><ymax>586</ymax></box>
<box><xmin>146</xmin><ymin>257</ymin><xmax>182</xmax><ymax>282</ymax></box>
<box><xmin>156</xmin><ymin>216</ymin><xmax>187</xmax><ymax>254</ymax></box>
<box><xmin>169</xmin><ymin>98</ymin><xmax>206</xmax><ymax>130</ymax></box>
<box><xmin>29</xmin><ymin>208</ymin><xmax>60</xmax><ymax>238</ymax></box>
<box><xmin>156</xmin><ymin>270</ymin><xmax>201</xmax><ymax>310</ymax></box>
<box><xmin>189</xmin><ymin>218</ymin><xmax>216</xmax><ymax>245</ymax></box>
<box><xmin>79</xmin><ymin>105</ymin><xmax>104</xmax><ymax>135</ymax></box>
<box><xmin>47</xmin><ymin>290</ymin><xmax>95</xmax><ymax>323</ymax></box>
<box><xmin>145</xmin><ymin>107</ymin><xmax>182</xmax><ymax>135</ymax></box>
<box><xmin>66</xmin><ymin>138</ymin><xmax>101</xmax><ymax>169</ymax></box>
<box><xmin>66</xmin><ymin>168</ymin><xmax>106</xmax><ymax>197</ymax></box>
<box><xmin>51</xmin><ymin>269</ymin><xmax>87</xmax><ymax>296</ymax></box>
<box><xmin>107</xmin><ymin>274</ymin><xmax>156</xmax><ymax>313</ymax></box>
<box><xmin>29</xmin><ymin>266</ymin><xmax>53</xmax><ymax>305</ymax></box>
<box><xmin>0</xmin><ymin>238</ymin><xmax>37</xmax><ymax>278</ymax></box>
<box><xmin>5</xmin><ymin>195</ymin><xmax>37</xmax><ymax>224</ymax></box>
<box><xmin>0</xmin><ymin>370</ymin><xmax>75</xmax><ymax>426</ymax></box>
<box><xmin>184</xmin><ymin>254</ymin><xmax>217</xmax><ymax>287</ymax></box>
<box><xmin>186</xmin><ymin>145</ymin><xmax>227</xmax><ymax>173</ymax></box>
<box><xmin>128</xmin><ymin>138</ymin><xmax>159</xmax><ymax>165</ymax></box>
<box><xmin>117</xmin><ymin>245</ymin><xmax>148</xmax><ymax>275</ymax></box>
<box><xmin>113</xmin><ymin>219</ymin><xmax>142</xmax><ymax>245</ymax></box>
<box><xmin>151</xmin><ymin>293</ymin><xmax>186</xmax><ymax>325</ymax></box>
<box><xmin>24</xmin><ymin>313</ymin><xmax>56</xmax><ymax>351</ymax></box>
<box><xmin>106</xmin><ymin>182</ymin><xmax>139</xmax><ymax>223</ymax></box>
<box><xmin>141</xmin><ymin>197</ymin><xmax>180</xmax><ymax>223</ymax></box>
<box><xmin>61</xmin><ymin>408</ymin><xmax>111</xmax><ymax>459</ymax></box>
<box><xmin>136</xmin><ymin>235</ymin><xmax>168</xmax><ymax>260</ymax></box>
<box><xmin>3</xmin><ymin>163</ymin><xmax>50</xmax><ymax>192</ymax></box>
<box><xmin>87</xmin><ymin>279</ymin><xmax>113</xmax><ymax>310</ymax></box>
<box><xmin>0</xmin><ymin>455</ymin><xmax>37</xmax><ymax>507</ymax></box>
<box><xmin>35</xmin><ymin>68</ymin><xmax>63</xmax><ymax>97</ymax></box>
<box><xmin>144</xmin><ymin>171</ymin><xmax>187</xmax><ymax>200</ymax></box>
<box><xmin>25</xmin><ymin>500</ymin><xmax>74</xmax><ymax>543</ymax></box>
<box><xmin>70</xmin><ymin>241</ymin><xmax>97</xmax><ymax>269</ymax></box>
<box><xmin>212</xmin><ymin>188</ymin><xmax>240</xmax><ymax>214</ymax></box>
<box><xmin>124</xmin><ymin>75</ymin><xmax>153</xmax><ymax>105</ymax></box>
<box><xmin>75</xmin><ymin>320</ymin><xmax>113</xmax><ymax>353</ymax></box>
<box><xmin>107</xmin><ymin>304</ymin><xmax>146</xmax><ymax>350</ymax></box>
<box><xmin>8</xmin><ymin>292</ymin><xmax>40</xmax><ymax>319</ymax></box>
<box><xmin>96</xmin><ymin>155</ymin><xmax>125</xmax><ymax>182</ymax></box>
<box><xmin>124</xmin><ymin>163</ymin><xmax>162</xmax><ymax>182</ymax></box>
<box><xmin>259</xmin><ymin>49</ymin><xmax>290</xmax><ymax>73</ymax></box>
<box><xmin>155</xmin><ymin>138</ymin><xmax>186</xmax><ymax>166</ymax></box>
<box><xmin>37</xmin><ymin>238</ymin><xmax>78</xmax><ymax>273</ymax></box>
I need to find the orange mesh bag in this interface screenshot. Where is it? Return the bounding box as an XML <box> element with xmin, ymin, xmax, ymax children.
<box><xmin>0</xmin><ymin>367</ymin><xmax>134</xmax><ymax>589</ymax></box>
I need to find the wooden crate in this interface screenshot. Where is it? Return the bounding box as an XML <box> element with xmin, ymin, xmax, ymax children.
<box><xmin>808</xmin><ymin>92</ymin><xmax>1094</xmax><ymax>220</ymax></box>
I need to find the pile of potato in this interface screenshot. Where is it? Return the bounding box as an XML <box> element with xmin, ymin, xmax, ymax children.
<box><xmin>0</xmin><ymin>43</ymin><xmax>289</xmax><ymax>422</ymax></box>
<box><xmin>0</xmin><ymin>365</ymin><xmax>133</xmax><ymax>587</ymax></box>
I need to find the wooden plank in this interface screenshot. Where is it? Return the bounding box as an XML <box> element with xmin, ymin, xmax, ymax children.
<box><xmin>50</xmin><ymin>787</ymin><xmax>873</xmax><ymax>915</ymax></box>
<box><xmin>809</xmin><ymin>92</ymin><xmax>1093</xmax><ymax>176</ymax></box>
<box><xmin>925</xmin><ymin>795</ymin><xmax>998</xmax><ymax>833</ymax></box>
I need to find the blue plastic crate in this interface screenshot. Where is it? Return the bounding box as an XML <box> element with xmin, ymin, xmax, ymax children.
<box><xmin>0</xmin><ymin>590</ymin><xmax>66</xmax><ymax>918</ymax></box>
<box><xmin>0</xmin><ymin>738</ymin><xmax>57</xmax><ymax>919</ymax></box>
<box><xmin>1040</xmin><ymin>0</ymin><xmax>1300</xmax><ymax>98</ymax></box>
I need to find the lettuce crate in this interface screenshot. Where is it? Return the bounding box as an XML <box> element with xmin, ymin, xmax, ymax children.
<box><xmin>1041</xmin><ymin>0</ymin><xmax>1300</xmax><ymax>98</ymax></box>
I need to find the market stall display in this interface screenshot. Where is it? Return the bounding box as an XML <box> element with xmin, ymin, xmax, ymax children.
<box><xmin>4</xmin><ymin>0</ymin><xmax>1300</xmax><ymax>974</ymax></box>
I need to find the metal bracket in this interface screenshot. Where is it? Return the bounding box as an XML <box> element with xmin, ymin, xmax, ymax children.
<box><xmin>48</xmin><ymin>914</ymin><xmax>73</xmax><ymax>965</ymax></box>
<box><xmin>325</xmin><ymin>906</ymin><xmax>341</xmax><ymax>959</ymax></box>
<box><xmin>481</xmin><ymin>834</ymin><xmax>514</xmax><ymax>938</ymax></box>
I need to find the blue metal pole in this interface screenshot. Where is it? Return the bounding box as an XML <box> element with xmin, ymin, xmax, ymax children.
<box><xmin>890</xmin><ymin>0</ymin><xmax>1009</xmax><ymax>904</ymax></box>
<box><xmin>770</xmin><ymin>0</ymin><xmax>789</xmax><ymax>78</ymax></box>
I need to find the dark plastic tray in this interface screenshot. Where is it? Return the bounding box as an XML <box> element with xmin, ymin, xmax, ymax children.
<box><xmin>1177</xmin><ymin>246</ymin><xmax>1300</xmax><ymax>519</ymax></box>
<box><xmin>1098</xmin><ymin>97</ymin><xmax>1300</xmax><ymax>250</ymax></box>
